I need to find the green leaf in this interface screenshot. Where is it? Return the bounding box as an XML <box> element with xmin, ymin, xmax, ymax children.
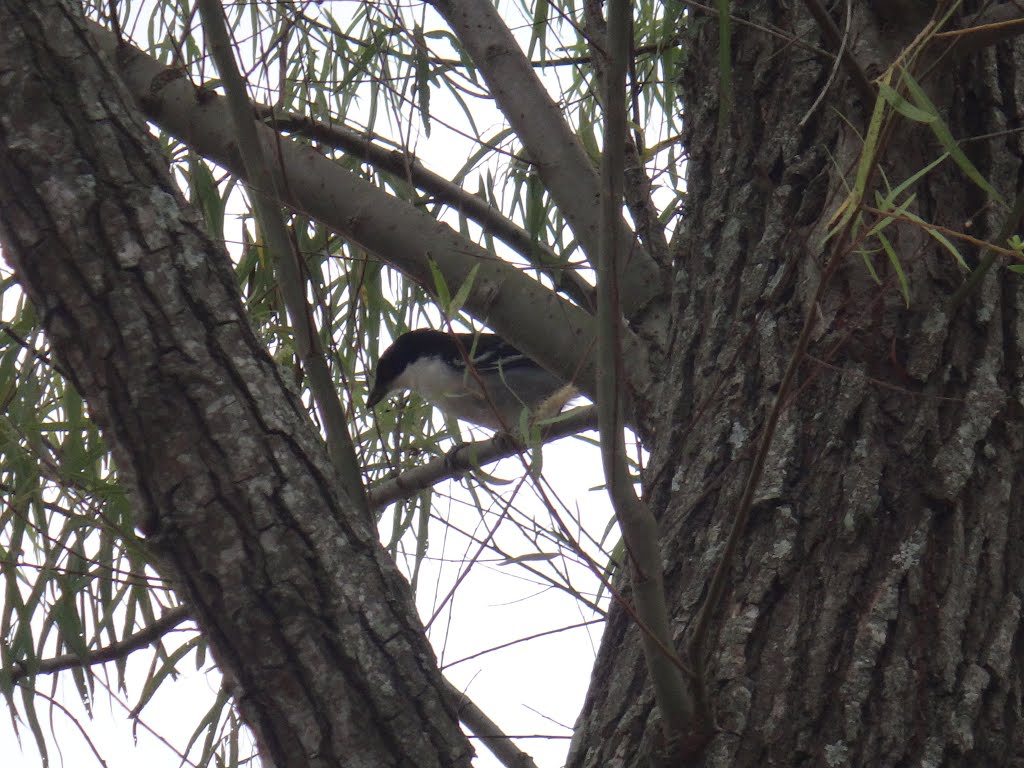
<box><xmin>878</xmin><ymin>231</ymin><xmax>911</xmax><ymax>306</ymax></box>
<box><xmin>885</xmin><ymin>152</ymin><xmax>948</xmax><ymax>204</ymax></box>
<box><xmin>859</xmin><ymin>248</ymin><xmax>882</xmax><ymax>286</ymax></box>
<box><xmin>414</xmin><ymin>25</ymin><xmax>432</xmax><ymax>137</ymax></box>
<box><xmin>131</xmin><ymin>635</ymin><xmax>203</xmax><ymax>718</ymax></box>
<box><xmin>182</xmin><ymin>685</ymin><xmax>231</xmax><ymax>766</ymax></box>
<box><xmin>878</xmin><ymin>80</ymin><xmax>935</xmax><ymax>123</ymax></box>
<box><xmin>427</xmin><ymin>258</ymin><xmax>451</xmax><ymax>308</ymax></box>
<box><xmin>900</xmin><ymin>69</ymin><xmax>1004</xmax><ymax>204</ymax></box>
<box><xmin>20</xmin><ymin>683</ymin><xmax>49</xmax><ymax>768</ymax></box>
<box><xmin>525</xmin><ymin>0</ymin><xmax>549</xmax><ymax>59</ymax></box>
<box><xmin>448</xmin><ymin>264</ymin><xmax>480</xmax><ymax>317</ymax></box>
<box><xmin>827</xmin><ymin>72</ymin><xmax>889</xmax><ymax>240</ymax></box>
<box><xmin>186</xmin><ymin>153</ymin><xmax>227</xmax><ymax>239</ymax></box>
<box><xmin>498</xmin><ymin>552</ymin><xmax>558</xmax><ymax>565</ymax></box>
<box><xmin>409</xmin><ymin>494</ymin><xmax>431</xmax><ymax>595</ymax></box>
<box><xmin>901</xmin><ymin>209</ymin><xmax>969</xmax><ymax>270</ymax></box>
<box><xmin>594</xmin><ymin>536</ymin><xmax>624</xmax><ymax>606</ymax></box>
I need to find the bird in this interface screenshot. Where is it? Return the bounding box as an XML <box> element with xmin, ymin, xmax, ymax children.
<box><xmin>366</xmin><ymin>329</ymin><xmax>575</xmax><ymax>431</ymax></box>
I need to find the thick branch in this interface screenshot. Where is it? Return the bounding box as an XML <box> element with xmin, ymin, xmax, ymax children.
<box><xmin>426</xmin><ymin>0</ymin><xmax>666</xmax><ymax>326</ymax></box>
<box><xmin>256</xmin><ymin>108</ymin><xmax>597</xmax><ymax>312</ymax></box>
<box><xmin>0</xmin><ymin>4</ymin><xmax>472</xmax><ymax>764</ymax></box>
<box><xmin>84</xmin><ymin>21</ymin><xmax>631</xmax><ymax>403</ymax></box>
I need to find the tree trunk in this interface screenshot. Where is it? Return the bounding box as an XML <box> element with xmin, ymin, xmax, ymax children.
<box><xmin>0</xmin><ymin>3</ymin><xmax>471</xmax><ymax>767</ymax></box>
<box><xmin>570</xmin><ymin>4</ymin><xmax>1024</xmax><ymax>767</ymax></box>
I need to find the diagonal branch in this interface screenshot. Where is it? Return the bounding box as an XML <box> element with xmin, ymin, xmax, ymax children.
<box><xmin>444</xmin><ymin>678</ymin><xmax>540</xmax><ymax>768</ymax></box>
<box><xmin>85</xmin><ymin>20</ymin><xmax>642</xmax><ymax>404</ymax></box>
<box><xmin>426</xmin><ymin>0</ymin><xmax>666</xmax><ymax>325</ymax></box>
<box><xmin>800</xmin><ymin>0</ymin><xmax>876</xmax><ymax>108</ymax></box>
<box><xmin>8</xmin><ymin>607</ymin><xmax>193</xmax><ymax>683</ymax></box>
<box><xmin>255</xmin><ymin>108</ymin><xmax>597</xmax><ymax>312</ymax></box>
<box><xmin>367</xmin><ymin>407</ymin><xmax>598</xmax><ymax>510</ymax></box>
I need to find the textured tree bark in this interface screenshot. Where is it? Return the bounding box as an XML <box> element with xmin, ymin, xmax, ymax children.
<box><xmin>0</xmin><ymin>3</ymin><xmax>471</xmax><ymax>767</ymax></box>
<box><xmin>569</xmin><ymin>4</ymin><xmax>1024</xmax><ymax>767</ymax></box>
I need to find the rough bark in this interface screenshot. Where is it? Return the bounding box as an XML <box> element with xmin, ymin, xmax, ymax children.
<box><xmin>569</xmin><ymin>3</ymin><xmax>1024</xmax><ymax>767</ymax></box>
<box><xmin>0</xmin><ymin>3</ymin><xmax>471</xmax><ymax>767</ymax></box>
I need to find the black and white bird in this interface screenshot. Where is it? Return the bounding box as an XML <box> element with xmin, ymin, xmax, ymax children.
<box><xmin>366</xmin><ymin>329</ymin><xmax>575</xmax><ymax>431</ymax></box>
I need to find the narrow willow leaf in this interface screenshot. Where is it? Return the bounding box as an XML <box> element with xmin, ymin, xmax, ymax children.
<box><xmin>878</xmin><ymin>231</ymin><xmax>911</xmax><ymax>306</ymax></box>
<box><xmin>498</xmin><ymin>552</ymin><xmax>558</xmax><ymax>565</ymax></box>
<box><xmin>183</xmin><ymin>685</ymin><xmax>231</xmax><ymax>766</ymax></box>
<box><xmin>594</xmin><ymin>537</ymin><xmax>624</xmax><ymax>606</ymax></box>
<box><xmin>886</xmin><ymin>153</ymin><xmax>949</xmax><ymax>203</ymax></box>
<box><xmin>901</xmin><ymin>209</ymin><xmax>970</xmax><ymax>270</ymax></box>
<box><xmin>859</xmin><ymin>248</ymin><xmax>882</xmax><ymax>285</ymax></box>
<box><xmin>409</xmin><ymin>494</ymin><xmax>430</xmax><ymax>595</ymax></box>
<box><xmin>427</xmin><ymin>258</ymin><xmax>451</xmax><ymax>308</ymax></box>
<box><xmin>901</xmin><ymin>69</ymin><xmax>1004</xmax><ymax>203</ymax></box>
<box><xmin>448</xmin><ymin>264</ymin><xmax>480</xmax><ymax>317</ymax></box>
<box><xmin>827</xmin><ymin>72</ymin><xmax>889</xmax><ymax>239</ymax></box>
<box><xmin>131</xmin><ymin>636</ymin><xmax>203</xmax><ymax>718</ymax></box>
<box><xmin>20</xmin><ymin>683</ymin><xmax>49</xmax><ymax>767</ymax></box>
<box><xmin>414</xmin><ymin>25</ymin><xmax>432</xmax><ymax>137</ymax></box>
<box><xmin>187</xmin><ymin>153</ymin><xmax>226</xmax><ymax>239</ymax></box>
<box><xmin>877</xmin><ymin>81</ymin><xmax>935</xmax><ymax>123</ymax></box>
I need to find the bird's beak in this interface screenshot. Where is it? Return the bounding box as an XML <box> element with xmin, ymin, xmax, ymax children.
<box><xmin>366</xmin><ymin>380</ymin><xmax>386</xmax><ymax>409</ymax></box>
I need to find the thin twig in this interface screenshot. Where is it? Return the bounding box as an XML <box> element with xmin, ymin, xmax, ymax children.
<box><xmin>1</xmin><ymin>321</ymin><xmax>68</xmax><ymax>379</ymax></box>
<box><xmin>932</xmin><ymin>2</ymin><xmax>1024</xmax><ymax>56</ymax></box>
<box><xmin>441</xmin><ymin>619</ymin><xmax>605</xmax><ymax>669</ymax></box>
<box><xmin>598</xmin><ymin>0</ymin><xmax>704</xmax><ymax>754</ymax></box>
<box><xmin>444</xmin><ymin>678</ymin><xmax>540</xmax><ymax>768</ymax></box>
<box><xmin>367</xmin><ymin>407</ymin><xmax>598</xmax><ymax>510</ymax></box>
<box><xmin>800</xmin><ymin>0</ymin><xmax>876</xmax><ymax>107</ymax></box>
<box><xmin>800</xmin><ymin>0</ymin><xmax>853</xmax><ymax>126</ymax></box>
<box><xmin>9</xmin><ymin>607</ymin><xmax>192</xmax><ymax>682</ymax></box>
<box><xmin>197</xmin><ymin>0</ymin><xmax>370</xmax><ymax>518</ymax></box>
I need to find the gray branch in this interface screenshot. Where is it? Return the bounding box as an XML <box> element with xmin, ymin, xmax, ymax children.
<box><xmin>84</xmin><ymin>20</ymin><xmax>632</xmax><ymax>402</ymax></box>
<box><xmin>426</xmin><ymin>0</ymin><xmax>667</xmax><ymax>327</ymax></box>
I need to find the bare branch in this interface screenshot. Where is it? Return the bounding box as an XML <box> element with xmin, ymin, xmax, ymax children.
<box><xmin>197</xmin><ymin>0</ymin><xmax>369</xmax><ymax>518</ymax></box>
<box><xmin>85</xmin><ymin>20</ymin><xmax>618</xmax><ymax>401</ymax></box>
<box><xmin>368</xmin><ymin>407</ymin><xmax>599</xmax><ymax>510</ymax></box>
<box><xmin>426</xmin><ymin>0</ymin><xmax>667</xmax><ymax>326</ymax></box>
<box><xmin>597</xmin><ymin>0</ymin><xmax>706</xmax><ymax>756</ymax></box>
<box><xmin>255</xmin><ymin>108</ymin><xmax>597</xmax><ymax>312</ymax></box>
<box><xmin>444</xmin><ymin>679</ymin><xmax>540</xmax><ymax>768</ymax></box>
<box><xmin>9</xmin><ymin>607</ymin><xmax>193</xmax><ymax>683</ymax></box>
